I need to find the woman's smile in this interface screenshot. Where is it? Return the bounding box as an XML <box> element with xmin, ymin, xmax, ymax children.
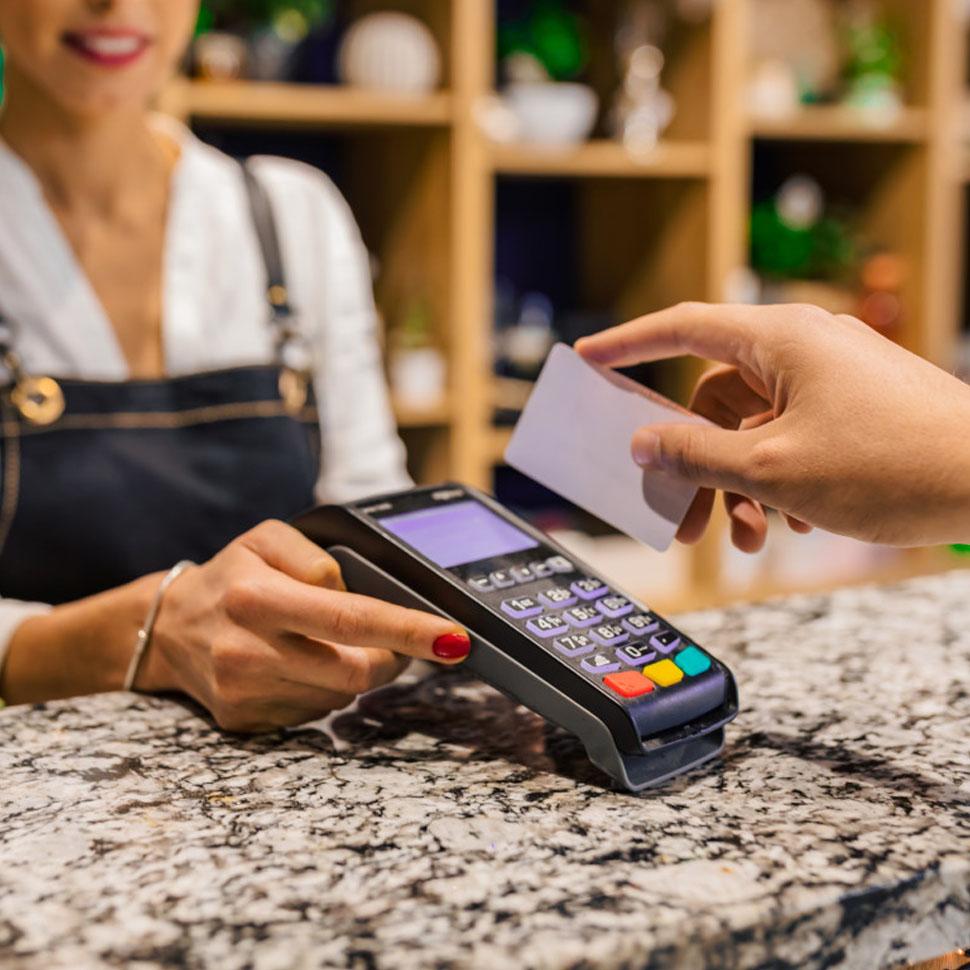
<box><xmin>62</xmin><ymin>27</ymin><xmax>152</xmax><ymax>69</ymax></box>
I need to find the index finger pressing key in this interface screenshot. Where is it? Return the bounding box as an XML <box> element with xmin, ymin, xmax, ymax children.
<box><xmin>248</xmin><ymin>576</ymin><xmax>472</xmax><ymax>663</ymax></box>
<box><xmin>575</xmin><ymin>302</ymin><xmax>778</xmax><ymax>371</ymax></box>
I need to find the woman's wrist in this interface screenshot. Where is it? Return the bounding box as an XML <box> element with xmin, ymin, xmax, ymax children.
<box><xmin>0</xmin><ymin>573</ymin><xmax>168</xmax><ymax>704</ymax></box>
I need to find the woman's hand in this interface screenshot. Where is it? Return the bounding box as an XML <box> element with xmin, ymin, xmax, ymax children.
<box><xmin>139</xmin><ymin>520</ymin><xmax>470</xmax><ymax>731</ymax></box>
<box><xmin>576</xmin><ymin>303</ymin><xmax>970</xmax><ymax>551</ymax></box>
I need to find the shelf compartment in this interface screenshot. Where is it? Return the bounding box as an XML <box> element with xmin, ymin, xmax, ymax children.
<box><xmin>161</xmin><ymin>79</ymin><xmax>453</xmax><ymax>128</ymax></box>
<box><xmin>748</xmin><ymin>105</ymin><xmax>929</xmax><ymax>144</ymax></box>
<box><xmin>489</xmin><ymin>140</ymin><xmax>711</xmax><ymax>179</ymax></box>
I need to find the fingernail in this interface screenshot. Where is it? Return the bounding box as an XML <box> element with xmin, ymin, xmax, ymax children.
<box><xmin>433</xmin><ymin>631</ymin><xmax>471</xmax><ymax>659</ymax></box>
<box><xmin>632</xmin><ymin>431</ymin><xmax>662</xmax><ymax>468</ymax></box>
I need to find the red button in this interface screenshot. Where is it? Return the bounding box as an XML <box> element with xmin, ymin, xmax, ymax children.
<box><xmin>603</xmin><ymin>671</ymin><xmax>655</xmax><ymax>698</ymax></box>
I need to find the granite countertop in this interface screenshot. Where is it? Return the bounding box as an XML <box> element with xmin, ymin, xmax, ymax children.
<box><xmin>1</xmin><ymin>572</ymin><xmax>968</xmax><ymax>970</ymax></box>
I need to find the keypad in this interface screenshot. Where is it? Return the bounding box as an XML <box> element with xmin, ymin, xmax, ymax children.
<box><xmin>470</xmin><ymin>552</ymin><xmax>714</xmax><ymax>714</ymax></box>
<box><xmin>500</xmin><ymin>596</ymin><xmax>543</xmax><ymax>620</ymax></box>
<box><xmin>553</xmin><ymin>633</ymin><xmax>596</xmax><ymax>658</ymax></box>
<box><xmin>563</xmin><ymin>605</ymin><xmax>603</xmax><ymax>629</ymax></box>
<box><xmin>539</xmin><ymin>587</ymin><xmax>577</xmax><ymax>609</ymax></box>
<box><xmin>571</xmin><ymin>577</ymin><xmax>609</xmax><ymax>601</ymax></box>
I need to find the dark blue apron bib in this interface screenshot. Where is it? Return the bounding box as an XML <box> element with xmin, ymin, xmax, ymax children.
<box><xmin>0</xmin><ymin>163</ymin><xmax>319</xmax><ymax>605</ymax></box>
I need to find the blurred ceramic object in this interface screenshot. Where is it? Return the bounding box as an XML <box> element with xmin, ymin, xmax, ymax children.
<box><xmin>747</xmin><ymin>59</ymin><xmax>800</xmax><ymax>120</ymax></box>
<box><xmin>503</xmin><ymin>51</ymin><xmax>549</xmax><ymax>84</ymax></box>
<box><xmin>776</xmin><ymin>175</ymin><xmax>824</xmax><ymax>230</ymax></box>
<box><xmin>193</xmin><ymin>32</ymin><xmax>247</xmax><ymax>81</ymax></box>
<box><xmin>611</xmin><ymin>44</ymin><xmax>675</xmax><ymax>156</ymax></box>
<box><xmin>749</xmin><ymin>0</ymin><xmax>839</xmax><ymax>101</ymax></box>
<box><xmin>389</xmin><ymin>347</ymin><xmax>446</xmax><ymax>410</ymax></box>
<box><xmin>338</xmin><ymin>13</ymin><xmax>441</xmax><ymax>95</ymax></box>
<box><xmin>499</xmin><ymin>293</ymin><xmax>556</xmax><ymax>381</ymax></box>
<box><xmin>248</xmin><ymin>28</ymin><xmax>297</xmax><ymax>81</ymax></box>
<box><xmin>504</xmin><ymin>82</ymin><xmax>598</xmax><ymax>148</ymax></box>
<box><xmin>723</xmin><ymin>266</ymin><xmax>762</xmax><ymax>305</ymax></box>
<box><xmin>474</xmin><ymin>94</ymin><xmax>521</xmax><ymax>144</ymax></box>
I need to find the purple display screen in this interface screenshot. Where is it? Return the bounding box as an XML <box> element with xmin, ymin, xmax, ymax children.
<box><xmin>379</xmin><ymin>500</ymin><xmax>539</xmax><ymax>569</ymax></box>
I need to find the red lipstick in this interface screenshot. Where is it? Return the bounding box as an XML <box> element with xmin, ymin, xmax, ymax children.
<box><xmin>62</xmin><ymin>28</ymin><xmax>151</xmax><ymax>69</ymax></box>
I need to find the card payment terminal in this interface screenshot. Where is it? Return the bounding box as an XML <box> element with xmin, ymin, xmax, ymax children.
<box><xmin>293</xmin><ymin>484</ymin><xmax>738</xmax><ymax>791</ymax></box>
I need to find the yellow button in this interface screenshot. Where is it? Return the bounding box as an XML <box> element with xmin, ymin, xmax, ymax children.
<box><xmin>643</xmin><ymin>659</ymin><xmax>684</xmax><ymax>687</ymax></box>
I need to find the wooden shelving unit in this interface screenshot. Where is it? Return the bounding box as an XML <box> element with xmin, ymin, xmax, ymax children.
<box><xmin>163</xmin><ymin>0</ymin><xmax>970</xmax><ymax>612</ymax></box>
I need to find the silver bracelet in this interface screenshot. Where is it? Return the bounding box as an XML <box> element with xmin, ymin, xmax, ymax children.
<box><xmin>124</xmin><ymin>560</ymin><xmax>195</xmax><ymax>692</ymax></box>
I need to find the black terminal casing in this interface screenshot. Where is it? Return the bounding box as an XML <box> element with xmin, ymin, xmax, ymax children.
<box><xmin>292</xmin><ymin>483</ymin><xmax>739</xmax><ymax>792</ymax></box>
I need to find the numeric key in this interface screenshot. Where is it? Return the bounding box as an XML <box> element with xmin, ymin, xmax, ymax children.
<box><xmin>571</xmin><ymin>577</ymin><xmax>609</xmax><ymax>601</ymax></box>
<box><xmin>590</xmin><ymin>622</ymin><xmax>630</xmax><ymax>648</ymax></box>
<box><xmin>552</xmin><ymin>633</ymin><xmax>596</xmax><ymax>658</ymax></box>
<box><xmin>526</xmin><ymin>614</ymin><xmax>570</xmax><ymax>638</ymax></box>
<box><xmin>538</xmin><ymin>587</ymin><xmax>577</xmax><ymax>609</ymax></box>
<box><xmin>622</xmin><ymin>613</ymin><xmax>660</xmax><ymax>636</ymax></box>
<box><xmin>597</xmin><ymin>595</ymin><xmax>633</xmax><ymax>619</ymax></box>
<box><xmin>500</xmin><ymin>596</ymin><xmax>543</xmax><ymax>620</ymax></box>
<box><xmin>563</xmin><ymin>605</ymin><xmax>602</xmax><ymax>628</ymax></box>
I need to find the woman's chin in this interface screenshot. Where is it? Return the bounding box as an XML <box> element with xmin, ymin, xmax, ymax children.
<box><xmin>53</xmin><ymin>81</ymin><xmax>159</xmax><ymax>120</ymax></box>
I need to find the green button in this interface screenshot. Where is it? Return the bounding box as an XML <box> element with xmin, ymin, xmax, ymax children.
<box><xmin>674</xmin><ymin>645</ymin><xmax>711</xmax><ymax>676</ymax></box>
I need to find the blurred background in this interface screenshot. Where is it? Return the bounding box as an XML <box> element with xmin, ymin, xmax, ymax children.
<box><xmin>11</xmin><ymin>0</ymin><xmax>970</xmax><ymax>611</ymax></box>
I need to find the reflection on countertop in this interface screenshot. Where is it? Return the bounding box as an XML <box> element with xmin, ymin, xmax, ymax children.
<box><xmin>1</xmin><ymin>572</ymin><xmax>968</xmax><ymax>970</ymax></box>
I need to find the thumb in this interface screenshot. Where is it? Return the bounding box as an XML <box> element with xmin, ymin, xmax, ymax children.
<box><xmin>632</xmin><ymin>422</ymin><xmax>765</xmax><ymax>494</ymax></box>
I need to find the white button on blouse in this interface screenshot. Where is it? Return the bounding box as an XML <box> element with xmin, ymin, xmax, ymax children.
<box><xmin>0</xmin><ymin>117</ymin><xmax>411</xmax><ymax>668</ymax></box>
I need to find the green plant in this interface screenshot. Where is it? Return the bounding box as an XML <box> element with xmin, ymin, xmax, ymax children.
<box><xmin>498</xmin><ymin>0</ymin><xmax>587</xmax><ymax>81</ymax></box>
<box><xmin>750</xmin><ymin>201</ymin><xmax>857</xmax><ymax>282</ymax></box>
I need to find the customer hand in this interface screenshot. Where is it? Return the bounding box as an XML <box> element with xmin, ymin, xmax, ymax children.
<box><xmin>140</xmin><ymin>520</ymin><xmax>470</xmax><ymax>731</ymax></box>
<box><xmin>576</xmin><ymin>303</ymin><xmax>970</xmax><ymax>551</ymax></box>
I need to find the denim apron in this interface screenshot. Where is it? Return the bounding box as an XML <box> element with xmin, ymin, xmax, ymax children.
<box><xmin>0</xmin><ymin>163</ymin><xmax>319</xmax><ymax>605</ymax></box>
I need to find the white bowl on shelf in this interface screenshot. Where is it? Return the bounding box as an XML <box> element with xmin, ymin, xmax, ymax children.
<box><xmin>504</xmin><ymin>82</ymin><xmax>599</xmax><ymax>148</ymax></box>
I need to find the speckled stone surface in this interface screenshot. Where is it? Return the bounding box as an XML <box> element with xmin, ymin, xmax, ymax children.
<box><xmin>1</xmin><ymin>572</ymin><xmax>968</xmax><ymax>970</ymax></box>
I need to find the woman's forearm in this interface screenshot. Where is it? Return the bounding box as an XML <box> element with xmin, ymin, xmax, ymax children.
<box><xmin>0</xmin><ymin>573</ymin><xmax>164</xmax><ymax>704</ymax></box>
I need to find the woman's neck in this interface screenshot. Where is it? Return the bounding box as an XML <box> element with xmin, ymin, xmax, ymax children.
<box><xmin>0</xmin><ymin>66</ymin><xmax>173</xmax><ymax>220</ymax></box>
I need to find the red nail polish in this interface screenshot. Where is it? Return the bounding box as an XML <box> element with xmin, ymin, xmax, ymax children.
<box><xmin>433</xmin><ymin>632</ymin><xmax>471</xmax><ymax>659</ymax></box>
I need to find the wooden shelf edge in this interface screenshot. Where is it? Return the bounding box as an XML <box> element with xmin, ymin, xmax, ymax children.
<box><xmin>161</xmin><ymin>79</ymin><xmax>453</xmax><ymax>128</ymax></box>
<box><xmin>393</xmin><ymin>398</ymin><xmax>452</xmax><ymax>429</ymax></box>
<box><xmin>747</xmin><ymin>105</ymin><xmax>929</xmax><ymax>144</ymax></box>
<box><xmin>489</xmin><ymin>139</ymin><xmax>711</xmax><ymax>179</ymax></box>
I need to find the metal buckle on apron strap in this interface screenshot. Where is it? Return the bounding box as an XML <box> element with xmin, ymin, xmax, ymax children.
<box><xmin>269</xmin><ymin>285</ymin><xmax>312</xmax><ymax>419</ymax></box>
<box><xmin>0</xmin><ymin>343</ymin><xmax>65</xmax><ymax>427</ymax></box>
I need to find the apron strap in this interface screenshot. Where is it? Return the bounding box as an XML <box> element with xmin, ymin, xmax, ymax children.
<box><xmin>240</xmin><ymin>160</ymin><xmax>302</xmax><ymax>358</ymax></box>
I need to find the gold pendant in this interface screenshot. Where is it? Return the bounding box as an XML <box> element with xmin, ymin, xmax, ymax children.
<box><xmin>278</xmin><ymin>368</ymin><xmax>309</xmax><ymax>417</ymax></box>
<box><xmin>10</xmin><ymin>376</ymin><xmax>65</xmax><ymax>426</ymax></box>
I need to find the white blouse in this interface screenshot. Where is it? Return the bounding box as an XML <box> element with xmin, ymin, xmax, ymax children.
<box><xmin>0</xmin><ymin>117</ymin><xmax>410</xmax><ymax>673</ymax></box>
